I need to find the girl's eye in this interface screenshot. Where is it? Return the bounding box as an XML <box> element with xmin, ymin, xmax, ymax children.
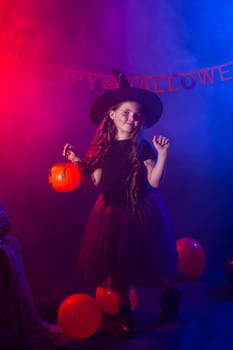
<box><xmin>123</xmin><ymin>110</ymin><xmax>129</xmax><ymax>116</ymax></box>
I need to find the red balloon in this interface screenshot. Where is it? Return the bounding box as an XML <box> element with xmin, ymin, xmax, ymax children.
<box><xmin>58</xmin><ymin>294</ymin><xmax>102</xmax><ymax>340</ymax></box>
<box><xmin>176</xmin><ymin>237</ymin><xmax>206</xmax><ymax>278</ymax></box>
<box><xmin>48</xmin><ymin>163</ymin><xmax>81</xmax><ymax>192</ymax></box>
<box><xmin>96</xmin><ymin>286</ymin><xmax>137</xmax><ymax>315</ymax></box>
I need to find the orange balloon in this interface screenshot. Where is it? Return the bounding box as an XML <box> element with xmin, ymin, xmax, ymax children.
<box><xmin>58</xmin><ymin>294</ymin><xmax>102</xmax><ymax>340</ymax></box>
<box><xmin>48</xmin><ymin>163</ymin><xmax>81</xmax><ymax>192</ymax></box>
<box><xmin>176</xmin><ymin>237</ymin><xmax>206</xmax><ymax>278</ymax></box>
<box><xmin>96</xmin><ymin>286</ymin><xmax>137</xmax><ymax>315</ymax></box>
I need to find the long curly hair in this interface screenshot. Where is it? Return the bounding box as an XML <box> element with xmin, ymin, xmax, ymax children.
<box><xmin>83</xmin><ymin>102</ymin><xmax>145</xmax><ymax>209</ymax></box>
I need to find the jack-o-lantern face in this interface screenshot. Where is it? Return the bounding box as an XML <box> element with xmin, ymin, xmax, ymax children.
<box><xmin>48</xmin><ymin>163</ymin><xmax>81</xmax><ymax>192</ymax></box>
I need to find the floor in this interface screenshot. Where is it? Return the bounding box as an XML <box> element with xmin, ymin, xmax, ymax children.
<box><xmin>1</xmin><ymin>266</ymin><xmax>233</xmax><ymax>350</ymax></box>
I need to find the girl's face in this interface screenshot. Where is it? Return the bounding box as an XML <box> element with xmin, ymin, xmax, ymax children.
<box><xmin>109</xmin><ymin>101</ymin><xmax>142</xmax><ymax>139</ymax></box>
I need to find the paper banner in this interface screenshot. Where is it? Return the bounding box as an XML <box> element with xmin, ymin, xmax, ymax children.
<box><xmin>22</xmin><ymin>60</ymin><xmax>233</xmax><ymax>93</ymax></box>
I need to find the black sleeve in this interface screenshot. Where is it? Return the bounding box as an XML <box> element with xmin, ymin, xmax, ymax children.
<box><xmin>139</xmin><ymin>139</ymin><xmax>157</xmax><ymax>161</ymax></box>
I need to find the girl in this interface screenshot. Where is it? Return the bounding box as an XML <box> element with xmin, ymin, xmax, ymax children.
<box><xmin>63</xmin><ymin>70</ymin><xmax>182</xmax><ymax>336</ymax></box>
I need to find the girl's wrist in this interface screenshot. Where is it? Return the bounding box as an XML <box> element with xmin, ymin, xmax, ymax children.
<box><xmin>157</xmin><ymin>151</ymin><xmax>168</xmax><ymax>159</ymax></box>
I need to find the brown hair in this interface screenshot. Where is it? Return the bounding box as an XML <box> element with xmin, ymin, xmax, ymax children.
<box><xmin>84</xmin><ymin>102</ymin><xmax>145</xmax><ymax>209</ymax></box>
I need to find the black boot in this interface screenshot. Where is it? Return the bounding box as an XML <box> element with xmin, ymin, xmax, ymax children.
<box><xmin>118</xmin><ymin>303</ymin><xmax>135</xmax><ymax>337</ymax></box>
<box><xmin>156</xmin><ymin>286</ymin><xmax>182</xmax><ymax>325</ymax></box>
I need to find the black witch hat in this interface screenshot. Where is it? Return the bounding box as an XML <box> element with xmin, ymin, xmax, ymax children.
<box><xmin>90</xmin><ymin>69</ymin><xmax>163</xmax><ymax>128</ymax></box>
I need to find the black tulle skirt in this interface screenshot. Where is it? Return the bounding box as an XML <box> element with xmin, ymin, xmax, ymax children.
<box><xmin>78</xmin><ymin>189</ymin><xmax>178</xmax><ymax>291</ymax></box>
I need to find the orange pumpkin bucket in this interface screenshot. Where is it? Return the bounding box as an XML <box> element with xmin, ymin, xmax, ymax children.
<box><xmin>48</xmin><ymin>163</ymin><xmax>81</xmax><ymax>192</ymax></box>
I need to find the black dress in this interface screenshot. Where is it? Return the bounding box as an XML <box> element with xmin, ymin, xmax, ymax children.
<box><xmin>78</xmin><ymin>139</ymin><xmax>178</xmax><ymax>292</ymax></box>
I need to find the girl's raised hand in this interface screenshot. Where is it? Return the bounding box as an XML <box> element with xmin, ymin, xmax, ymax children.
<box><xmin>152</xmin><ymin>136</ymin><xmax>170</xmax><ymax>155</ymax></box>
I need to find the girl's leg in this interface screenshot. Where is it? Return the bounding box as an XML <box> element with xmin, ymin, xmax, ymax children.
<box><xmin>118</xmin><ymin>288</ymin><xmax>130</xmax><ymax>305</ymax></box>
<box><xmin>156</xmin><ymin>277</ymin><xmax>182</xmax><ymax>324</ymax></box>
<box><xmin>117</xmin><ymin>286</ymin><xmax>135</xmax><ymax>336</ymax></box>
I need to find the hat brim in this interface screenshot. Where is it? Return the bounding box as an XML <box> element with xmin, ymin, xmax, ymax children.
<box><xmin>90</xmin><ymin>87</ymin><xmax>163</xmax><ymax>129</ymax></box>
